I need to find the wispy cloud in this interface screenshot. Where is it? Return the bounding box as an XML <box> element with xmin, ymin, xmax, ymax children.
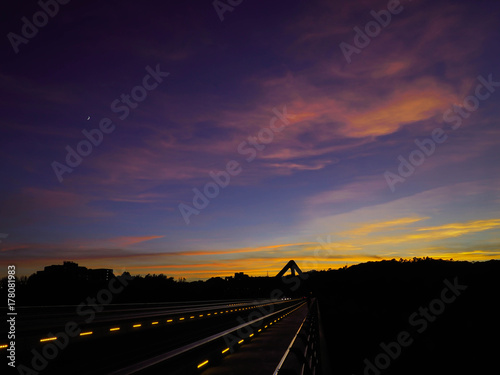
<box><xmin>107</xmin><ymin>235</ymin><xmax>166</xmax><ymax>247</ymax></box>
<box><xmin>340</xmin><ymin>216</ymin><xmax>430</xmax><ymax>237</ymax></box>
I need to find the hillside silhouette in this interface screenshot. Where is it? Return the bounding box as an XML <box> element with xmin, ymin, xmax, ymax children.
<box><xmin>310</xmin><ymin>258</ymin><xmax>500</xmax><ymax>374</ymax></box>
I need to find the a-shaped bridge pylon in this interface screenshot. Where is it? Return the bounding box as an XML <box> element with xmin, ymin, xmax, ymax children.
<box><xmin>276</xmin><ymin>260</ymin><xmax>303</xmax><ymax>278</ymax></box>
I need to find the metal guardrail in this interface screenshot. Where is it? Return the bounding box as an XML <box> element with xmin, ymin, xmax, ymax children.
<box><xmin>4</xmin><ymin>299</ymin><xmax>294</xmax><ymax>352</ymax></box>
<box><xmin>273</xmin><ymin>298</ymin><xmax>331</xmax><ymax>375</ymax></box>
<box><xmin>108</xmin><ymin>299</ymin><xmax>305</xmax><ymax>375</ymax></box>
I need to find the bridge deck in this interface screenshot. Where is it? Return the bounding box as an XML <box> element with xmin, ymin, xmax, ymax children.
<box><xmin>201</xmin><ymin>302</ymin><xmax>309</xmax><ymax>375</ymax></box>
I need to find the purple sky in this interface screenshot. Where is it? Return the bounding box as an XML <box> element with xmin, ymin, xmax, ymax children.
<box><xmin>1</xmin><ymin>0</ymin><xmax>500</xmax><ymax>279</ymax></box>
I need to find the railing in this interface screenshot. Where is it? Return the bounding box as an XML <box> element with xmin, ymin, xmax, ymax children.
<box><xmin>4</xmin><ymin>299</ymin><xmax>295</xmax><ymax>351</ymax></box>
<box><xmin>273</xmin><ymin>298</ymin><xmax>331</xmax><ymax>375</ymax></box>
<box><xmin>108</xmin><ymin>299</ymin><xmax>306</xmax><ymax>375</ymax></box>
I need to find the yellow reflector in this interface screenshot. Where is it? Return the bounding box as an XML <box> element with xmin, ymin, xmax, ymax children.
<box><xmin>110</xmin><ymin>328</ymin><xmax>120</xmax><ymax>331</ymax></box>
<box><xmin>152</xmin><ymin>322</ymin><xmax>159</xmax><ymax>325</ymax></box>
<box><xmin>0</xmin><ymin>345</ymin><xmax>8</xmax><ymax>349</ymax></box>
<box><xmin>249</xmin><ymin>334</ymin><xmax>254</xmax><ymax>337</ymax></box>
<box><xmin>197</xmin><ymin>360</ymin><xmax>209</xmax><ymax>368</ymax></box>
<box><xmin>80</xmin><ymin>331</ymin><xmax>93</xmax><ymax>336</ymax></box>
<box><xmin>238</xmin><ymin>339</ymin><xmax>244</xmax><ymax>344</ymax></box>
<box><xmin>167</xmin><ymin>319</ymin><xmax>173</xmax><ymax>322</ymax></box>
<box><xmin>133</xmin><ymin>324</ymin><xmax>141</xmax><ymax>328</ymax></box>
<box><xmin>222</xmin><ymin>348</ymin><xmax>229</xmax><ymax>354</ymax></box>
<box><xmin>40</xmin><ymin>337</ymin><xmax>57</xmax><ymax>342</ymax></box>
<box><xmin>179</xmin><ymin>317</ymin><xmax>185</xmax><ymax>320</ymax></box>
<box><xmin>190</xmin><ymin>316</ymin><xmax>194</xmax><ymax>319</ymax></box>
<box><xmin>199</xmin><ymin>314</ymin><xmax>204</xmax><ymax>317</ymax></box>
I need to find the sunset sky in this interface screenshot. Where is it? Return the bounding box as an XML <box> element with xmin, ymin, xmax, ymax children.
<box><xmin>1</xmin><ymin>0</ymin><xmax>499</xmax><ymax>280</ymax></box>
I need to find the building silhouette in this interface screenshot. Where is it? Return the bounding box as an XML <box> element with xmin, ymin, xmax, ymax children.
<box><xmin>38</xmin><ymin>261</ymin><xmax>114</xmax><ymax>282</ymax></box>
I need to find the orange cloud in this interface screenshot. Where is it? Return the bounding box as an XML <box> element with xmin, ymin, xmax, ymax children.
<box><xmin>170</xmin><ymin>242</ymin><xmax>317</xmax><ymax>257</ymax></box>
<box><xmin>341</xmin><ymin>216</ymin><xmax>431</xmax><ymax>237</ymax></box>
<box><xmin>350</xmin><ymin>218</ymin><xmax>500</xmax><ymax>247</ymax></box>
<box><xmin>345</xmin><ymin>83</ymin><xmax>455</xmax><ymax>137</ymax></box>
<box><xmin>416</xmin><ymin>219</ymin><xmax>500</xmax><ymax>237</ymax></box>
